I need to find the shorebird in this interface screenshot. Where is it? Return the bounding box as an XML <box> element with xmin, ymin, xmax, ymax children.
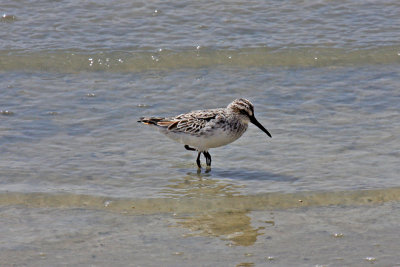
<box><xmin>138</xmin><ymin>98</ymin><xmax>272</xmax><ymax>169</ymax></box>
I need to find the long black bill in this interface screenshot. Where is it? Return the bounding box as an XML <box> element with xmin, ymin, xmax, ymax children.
<box><xmin>250</xmin><ymin>116</ymin><xmax>272</xmax><ymax>138</ymax></box>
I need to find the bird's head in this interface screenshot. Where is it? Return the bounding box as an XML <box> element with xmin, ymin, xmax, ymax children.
<box><xmin>227</xmin><ymin>98</ymin><xmax>272</xmax><ymax>138</ymax></box>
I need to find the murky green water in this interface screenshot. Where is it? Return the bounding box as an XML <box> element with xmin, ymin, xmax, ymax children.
<box><xmin>1</xmin><ymin>0</ymin><xmax>400</xmax><ymax>266</ymax></box>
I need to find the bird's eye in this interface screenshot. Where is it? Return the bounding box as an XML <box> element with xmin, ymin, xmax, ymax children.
<box><xmin>240</xmin><ymin>109</ymin><xmax>249</xmax><ymax>116</ymax></box>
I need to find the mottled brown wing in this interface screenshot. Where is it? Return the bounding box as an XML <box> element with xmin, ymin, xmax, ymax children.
<box><xmin>168</xmin><ymin>109</ymin><xmax>221</xmax><ymax>134</ymax></box>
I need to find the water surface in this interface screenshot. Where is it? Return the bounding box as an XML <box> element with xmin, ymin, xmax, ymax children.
<box><xmin>1</xmin><ymin>0</ymin><xmax>400</xmax><ymax>266</ymax></box>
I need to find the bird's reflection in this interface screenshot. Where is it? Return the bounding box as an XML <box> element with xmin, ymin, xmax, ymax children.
<box><xmin>181</xmin><ymin>167</ymin><xmax>298</xmax><ymax>182</ymax></box>
<box><xmin>163</xmin><ymin>173</ymin><xmax>243</xmax><ymax>198</ymax></box>
<box><xmin>162</xmin><ymin>174</ymin><xmax>270</xmax><ymax>246</ymax></box>
<box><xmin>177</xmin><ymin>211</ymin><xmax>265</xmax><ymax>246</ymax></box>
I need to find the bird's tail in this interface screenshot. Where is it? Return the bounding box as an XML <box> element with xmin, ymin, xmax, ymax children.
<box><xmin>138</xmin><ymin>117</ymin><xmax>179</xmax><ymax>130</ymax></box>
<box><xmin>137</xmin><ymin>117</ymin><xmax>165</xmax><ymax>125</ymax></box>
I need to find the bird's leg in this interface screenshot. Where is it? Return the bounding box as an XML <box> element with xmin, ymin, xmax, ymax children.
<box><xmin>184</xmin><ymin>145</ymin><xmax>196</xmax><ymax>151</ymax></box>
<box><xmin>196</xmin><ymin>152</ymin><xmax>202</xmax><ymax>168</ymax></box>
<box><xmin>203</xmin><ymin>151</ymin><xmax>212</xmax><ymax>167</ymax></box>
<box><xmin>203</xmin><ymin>152</ymin><xmax>212</xmax><ymax>173</ymax></box>
<box><xmin>185</xmin><ymin>145</ymin><xmax>202</xmax><ymax>169</ymax></box>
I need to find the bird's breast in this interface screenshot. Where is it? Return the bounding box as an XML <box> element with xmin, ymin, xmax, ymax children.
<box><xmin>163</xmin><ymin>119</ymin><xmax>247</xmax><ymax>151</ymax></box>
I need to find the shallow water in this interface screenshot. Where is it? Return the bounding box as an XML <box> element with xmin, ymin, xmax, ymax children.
<box><xmin>1</xmin><ymin>66</ymin><xmax>399</xmax><ymax>198</ymax></box>
<box><xmin>1</xmin><ymin>0</ymin><xmax>400</xmax><ymax>266</ymax></box>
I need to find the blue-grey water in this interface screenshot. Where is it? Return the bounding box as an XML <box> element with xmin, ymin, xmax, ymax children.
<box><xmin>1</xmin><ymin>0</ymin><xmax>400</xmax><ymax>266</ymax></box>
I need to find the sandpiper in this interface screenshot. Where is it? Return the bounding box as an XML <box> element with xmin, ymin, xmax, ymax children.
<box><xmin>138</xmin><ymin>98</ymin><xmax>272</xmax><ymax>169</ymax></box>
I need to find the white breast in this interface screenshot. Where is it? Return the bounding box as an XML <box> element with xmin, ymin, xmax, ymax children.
<box><xmin>161</xmin><ymin>126</ymin><xmax>247</xmax><ymax>151</ymax></box>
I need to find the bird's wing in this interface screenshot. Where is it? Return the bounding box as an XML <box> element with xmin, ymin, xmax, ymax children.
<box><xmin>161</xmin><ymin>109</ymin><xmax>222</xmax><ymax>134</ymax></box>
